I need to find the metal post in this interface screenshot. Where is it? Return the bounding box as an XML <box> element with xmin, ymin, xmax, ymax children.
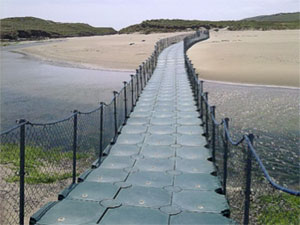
<box><xmin>143</xmin><ymin>63</ymin><xmax>147</xmax><ymax>86</ymax></box>
<box><xmin>205</xmin><ymin>92</ymin><xmax>209</xmax><ymax>137</ymax></box>
<box><xmin>130</xmin><ymin>75</ymin><xmax>135</xmax><ymax>109</ymax></box>
<box><xmin>139</xmin><ymin>65</ymin><xmax>143</xmax><ymax>91</ymax></box>
<box><xmin>113</xmin><ymin>91</ymin><xmax>118</xmax><ymax>138</ymax></box>
<box><xmin>211</xmin><ymin>106</ymin><xmax>216</xmax><ymax>162</ymax></box>
<box><xmin>123</xmin><ymin>81</ymin><xmax>128</xmax><ymax>122</ymax></box>
<box><xmin>136</xmin><ymin>69</ymin><xmax>140</xmax><ymax>98</ymax></box>
<box><xmin>195</xmin><ymin>78</ymin><xmax>199</xmax><ymax>110</ymax></box>
<box><xmin>244</xmin><ymin>134</ymin><xmax>254</xmax><ymax>225</ymax></box>
<box><xmin>99</xmin><ymin>103</ymin><xmax>104</xmax><ymax>160</ymax></box>
<box><xmin>200</xmin><ymin>81</ymin><xmax>204</xmax><ymax>119</ymax></box>
<box><xmin>72</xmin><ymin>110</ymin><xmax>78</xmax><ymax>184</ymax></box>
<box><xmin>19</xmin><ymin>119</ymin><xmax>26</xmax><ymax>225</ymax></box>
<box><xmin>223</xmin><ymin>118</ymin><xmax>229</xmax><ymax>195</ymax></box>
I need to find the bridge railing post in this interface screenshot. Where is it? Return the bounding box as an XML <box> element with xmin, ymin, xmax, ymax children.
<box><xmin>72</xmin><ymin>110</ymin><xmax>78</xmax><ymax>184</ymax></box>
<box><xmin>123</xmin><ymin>81</ymin><xmax>128</xmax><ymax>123</ymax></box>
<box><xmin>142</xmin><ymin>62</ymin><xmax>146</xmax><ymax>87</ymax></box>
<box><xmin>223</xmin><ymin>118</ymin><xmax>229</xmax><ymax>195</ymax></box>
<box><xmin>200</xmin><ymin>81</ymin><xmax>204</xmax><ymax>119</ymax></box>
<box><xmin>244</xmin><ymin>134</ymin><xmax>254</xmax><ymax>225</ymax></box>
<box><xmin>136</xmin><ymin>69</ymin><xmax>140</xmax><ymax>98</ymax></box>
<box><xmin>99</xmin><ymin>103</ymin><xmax>104</xmax><ymax>160</ymax></box>
<box><xmin>130</xmin><ymin>75</ymin><xmax>135</xmax><ymax>110</ymax></box>
<box><xmin>18</xmin><ymin>119</ymin><xmax>26</xmax><ymax>225</ymax></box>
<box><xmin>204</xmin><ymin>92</ymin><xmax>209</xmax><ymax>137</ymax></box>
<box><xmin>139</xmin><ymin>65</ymin><xmax>143</xmax><ymax>91</ymax></box>
<box><xmin>211</xmin><ymin>106</ymin><xmax>216</xmax><ymax>162</ymax></box>
<box><xmin>113</xmin><ymin>91</ymin><xmax>118</xmax><ymax>142</ymax></box>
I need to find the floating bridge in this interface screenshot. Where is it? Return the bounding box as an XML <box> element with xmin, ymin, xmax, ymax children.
<box><xmin>2</xmin><ymin>30</ymin><xmax>297</xmax><ymax>225</ymax></box>
<box><xmin>29</xmin><ymin>38</ymin><xmax>233</xmax><ymax>224</ymax></box>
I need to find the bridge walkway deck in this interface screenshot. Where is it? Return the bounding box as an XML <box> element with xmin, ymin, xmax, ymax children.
<box><xmin>30</xmin><ymin>41</ymin><xmax>234</xmax><ymax>225</ymax></box>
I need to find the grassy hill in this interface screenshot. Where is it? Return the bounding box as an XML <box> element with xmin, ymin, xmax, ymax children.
<box><xmin>0</xmin><ymin>17</ymin><xmax>117</xmax><ymax>41</ymax></box>
<box><xmin>243</xmin><ymin>12</ymin><xmax>300</xmax><ymax>22</ymax></box>
<box><xmin>119</xmin><ymin>15</ymin><xmax>300</xmax><ymax>34</ymax></box>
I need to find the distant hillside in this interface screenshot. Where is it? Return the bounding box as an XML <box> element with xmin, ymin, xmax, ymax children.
<box><xmin>120</xmin><ymin>17</ymin><xmax>300</xmax><ymax>34</ymax></box>
<box><xmin>0</xmin><ymin>17</ymin><xmax>117</xmax><ymax>41</ymax></box>
<box><xmin>243</xmin><ymin>12</ymin><xmax>300</xmax><ymax>22</ymax></box>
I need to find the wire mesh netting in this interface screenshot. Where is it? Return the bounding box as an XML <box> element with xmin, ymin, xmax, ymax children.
<box><xmin>116</xmin><ymin>89</ymin><xmax>125</xmax><ymax>131</ymax></box>
<box><xmin>126</xmin><ymin>83</ymin><xmax>133</xmax><ymax>117</ymax></box>
<box><xmin>0</xmin><ymin>126</ymin><xmax>21</xmax><ymax>225</ymax></box>
<box><xmin>102</xmin><ymin>101</ymin><xmax>115</xmax><ymax>150</ymax></box>
<box><xmin>77</xmin><ymin>110</ymin><xmax>101</xmax><ymax>169</ymax></box>
<box><xmin>24</xmin><ymin>119</ymin><xmax>74</xmax><ymax>221</ymax></box>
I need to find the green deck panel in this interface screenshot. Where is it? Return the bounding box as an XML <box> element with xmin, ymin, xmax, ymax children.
<box><xmin>121</xmin><ymin>125</ymin><xmax>148</xmax><ymax>134</ymax></box>
<box><xmin>126</xmin><ymin>171</ymin><xmax>173</xmax><ymax>188</ymax></box>
<box><xmin>173</xmin><ymin>190</ymin><xmax>229</xmax><ymax>213</ymax></box>
<box><xmin>34</xmin><ymin>200</ymin><xmax>105</xmax><ymax>225</ymax></box>
<box><xmin>176</xmin><ymin>146</ymin><xmax>211</xmax><ymax>160</ymax></box>
<box><xmin>84</xmin><ymin>168</ymin><xmax>128</xmax><ymax>183</ymax></box>
<box><xmin>99</xmin><ymin>206</ymin><xmax>169</xmax><ymax>225</ymax></box>
<box><xmin>109</xmin><ymin>144</ymin><xmax>141</xmax><ymax>156</ymax></box>
<box><xmin>174</xmin><ymin>173</ymin><xmax>222</xmax><ymax>191</ymax></box>
<box><xmin>65</xmin><ymin>181</ymin><xmax>119</xmax><ymax>202</ymax></box>
<box><xmin>100</xmin><ymin>155</ymin><xmax>135</xmax><ymax>170</ymax></box>
<box><xmin>176</xmin><ymin>158</ymin><xmax>216</xmax><ymax>174</ymax></box>
<box><xmin>145</xmin><ymin>134</ymin><xmax>176</xmax><ymax>146</ymax></box>
<box><xmin>116</xmin><ymin>186</ymin><xmax>172</xmax><ymax>208</ymax></box>
<box><xmin>141</xmin><ymin>145</ymin><xmax>175</xmax><ymax>158</ymax></box>
<box><xmin>134</xmin><ymin>157</ymin><xmax>175</xmax><ymax>172</ymax></box>
<box><xmin>148</xmin><ymin>125</ymin><xmax>176</xmax><ymax>135</ymax></box>
<box><xmin>115</xmin><ymin>134</ymin><xmax>145</xmax><ymax>145</ymax></box>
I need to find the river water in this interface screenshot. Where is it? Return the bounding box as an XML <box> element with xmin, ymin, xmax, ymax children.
<box><xmin>0</xmin><ymin>42</ymin><xmax>131</xmax><ymax>131</ymax></box>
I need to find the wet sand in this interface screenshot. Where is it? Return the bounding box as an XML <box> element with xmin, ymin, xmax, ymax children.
<box><xmin>188</xmin><ymin>30</ymin><xmax>300</xmax><ymax>88</ymax></box>
<box><xmin>16</xmin><ymin>32</ymin><xmax>190</xmax><ymax>71</ymax></box>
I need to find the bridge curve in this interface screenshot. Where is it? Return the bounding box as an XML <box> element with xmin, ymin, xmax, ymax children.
<box><xmin>30</xmin><ymin>40</ymin><xmax>234</xmax><ymax>224</ymax></box>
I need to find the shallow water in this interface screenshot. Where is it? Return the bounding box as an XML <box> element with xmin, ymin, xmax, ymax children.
<box><xmin>204</xmin><ymin>82</ymin><xmax>300</xmax><ymax>188</ymax></box>
<box><xmin>0</xmin><ymin>44</ymin><xmax>131</xmax><ymax>131</ymax></box>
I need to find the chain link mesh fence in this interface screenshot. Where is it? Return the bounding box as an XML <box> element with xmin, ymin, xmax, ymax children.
<box><xmin>0</xmin><ymin>126</ymin><xmax>21</xmax><ymax>225</ymax></box>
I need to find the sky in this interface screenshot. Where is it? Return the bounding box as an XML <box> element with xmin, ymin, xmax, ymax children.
<box><xmin>0</xmin><ymin>0</ymin><xmax>299</xmax><ymax>30</ymax></box>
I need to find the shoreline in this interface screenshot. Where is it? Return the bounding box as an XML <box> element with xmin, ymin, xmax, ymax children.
<box><xmin>12</xmin><ymin>49</ymin><xmax>135</xmax><ymax>73</ymax></box>
<box><xmin>201</xmin><ymin>78</ymin><xmax>300</xmax><ymax>90</ymax></box>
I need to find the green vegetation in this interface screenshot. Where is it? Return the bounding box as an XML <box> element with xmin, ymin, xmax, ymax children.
<box><xmin>257</xmin><ymin>192</ymin><xmax>300</xmax><ymax>225</ymax></box>
<box><xmin>0</xmin><ymin>17</ymin><xmax>117</xmax><ymax>41</ymax></box>
<box><xmin>0</xmin><ymin>144</ymin><xmax>89</xmax><ymax>184</ymax></box>
<box><xmin>119</xmin><ymin>15</ymin><xmax>300</xmax><ymax>34</ymax></box>
<box><xmin>243</xmin><ymin>12</ymin><xmax>300</xmax><ymax>22</ymax></box>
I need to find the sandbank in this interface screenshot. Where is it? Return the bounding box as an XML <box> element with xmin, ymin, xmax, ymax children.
<box><xmin>187</xmin><ymin>30</ymin><xmax>300</xmax><ymax>88</ymax></box>
<box><xmin>16</xmin><ymin>32</ymin><xmax>190</xmax><ymax>72</ymax></box>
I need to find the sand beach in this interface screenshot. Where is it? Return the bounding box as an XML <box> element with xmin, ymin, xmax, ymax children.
<box><xmin>16</xmin><ymin>32</ymin><xmax>190</xmax><ymax>71</ymax></box>
<box><xmin>187</xmin><ymin>30</ymin><xmax>300</xmax><ymax>88</ymax></box>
